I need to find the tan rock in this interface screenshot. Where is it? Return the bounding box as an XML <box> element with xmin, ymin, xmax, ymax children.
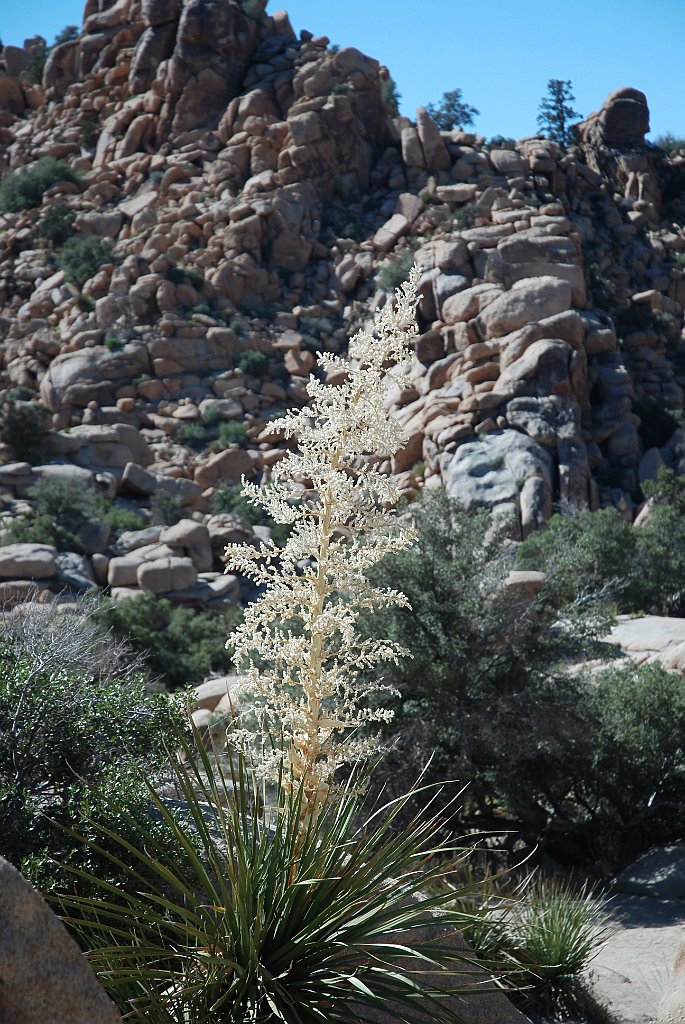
<box><xmin>138</xmin><ymin>555</ymin><xmax>198</xmax><ymax>594</ymax></box>
<box><xmin>160</xmin><ymin>519</ymin><xmax>213</xmax><ymax>571</ymax></box>
<box><xmin>475</xmin><ymin>277</ymin><xmax>572</xmax><ymax>339</ymax></box>
<box><xmin>373</xmin><ymin>213</ymin><xmax>410</xmax><ymax>253</ymax></box>
<box><xmin>0</xmin><ymin>544</ymin><xmax>56</xmax><ymax>579</ymax></box>
<box><xmin>194</xmin><ymin>447</ymin><xmax>256</xmax><ymax>489</ymax></box>
<box><xmin>0</xmin><ymin>857</ymin><xmax>120</xmax><ymax>1024</ymax></box>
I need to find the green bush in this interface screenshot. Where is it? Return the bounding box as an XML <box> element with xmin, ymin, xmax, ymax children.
<box><xmin>425</xmin><ymin>88</ymin><xmax>479</xmax><ymax>131</ymax></box>
<box><xmin>581</xmin><ymin>661</ymin><xmax>685</xmax><ymax>862</ymax></box>
<box><xmin>79</xmin><ymin>119</ymin><xmax>99</xmax><ymax>150</ymax></box>
<box><xmin>0</xmin><ymin>157</ymin><xmax>79</xmax><ymax>213</ymax></box>
<box><xmin>3</xmin><ymin>477</ymin><xmax>142</xmax><ymax>551</ymax></box>
<box><xmin>0</xmin><ymin>394</ymin><xmax>51</xmax><ymax>463</ymax></box>
<box><xmin>24</xmin><ymin>40</ymin><xmax>48</xmax><ymax>84</ymax></box>
<box><xmin>37</xmin><ymin>201</ymin><xmax>75</xmax><ymax>246</ymax></box>
<box><xmin>0</xmin><ymin>615</ymin><xmax>186</xmax><ymax>886</ymax></box>
<box><xmin>363</xmin><ymin>490</ymin><xmax>604</xmax><ymax>839</ymax></box>
<box><xmin>504</xmin><ymin>878</ymin><xmax>611</xmax><ymax>1018</ymax></box>
<box><xmin>653</xmin><ymin>133</ymin><xmax>685</xmax><ymax>156</ymax></box>
<box><xmin>96</xmin><ymin>592</ymin><xmax>238</xmax><ymax>688</ymax></box>
<box><xmin>237</xmin><ymin>350</ymin><xmax>268</xmax><ymax>377</ymax></box>
<box><xmin>212</xmin><ymin>482</ymin><xmax>292</xmax><ymax>547</ymax></box>
<box><xmin>380</xmin><ymin>75</ymin><xmax>401</xmax><ymax>117</ymax></box>
<box><xmin>57</xmin><ymin>236</ymin><xmax>113</xmax><ymax>289</ymax></box>
<box><xmin>216</xmin><ymin>420</ymin><xmax>247</xmax><ymax>446</ymax></box>
<box><xmin>376</xmin><ymin>250</ymin><xmax>416</xmax><ymax>292</ymax></box>
<box><xmin>447</xmin><ymin>201</ymin><xmax>479</xmax><ymax>231</ymax></box>
<box><xmin>517</xmin><ymin>473</ymin><xmax>685</xmax><ymax>618</ymax></box>
<box><xmin>149</xmin><ymin>490</ymin><xmax>185</xmax><ymax>526</ymax></box>
<box><xmin>176</xmin><ymin>421</ymin><xmax>207</xmax><ymax>448</ymax></box>
<box><xmin>516</xmin><ymin>506</ymin><xmax>637</xmax><ymax>610</ymax></box>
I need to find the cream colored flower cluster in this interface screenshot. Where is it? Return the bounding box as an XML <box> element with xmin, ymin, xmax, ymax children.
<box><xmin>224</xmin><ymin>266</ymin><xmax>419</xmax><ymax>814</ymax></box>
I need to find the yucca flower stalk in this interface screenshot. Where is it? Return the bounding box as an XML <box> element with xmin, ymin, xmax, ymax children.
<box><xmin>224</xmin><ymin>267</ymin><xmax>420</xmax><ymax>821</ymax></box>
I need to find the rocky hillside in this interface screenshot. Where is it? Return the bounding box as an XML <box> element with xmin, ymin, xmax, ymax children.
<box><xmin>0</xmin><ymin>0</ymin><xmax>685</xmax><ymax>610</ymax></box>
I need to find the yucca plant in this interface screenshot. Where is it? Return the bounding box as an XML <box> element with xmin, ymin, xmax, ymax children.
<box><xmin>55</xmin><ymin>733</ymin><xmax>502</xmax><ymax>1024</ymax></box>
<box><xmin>498</xmin><ymin>876</ymin><xmax>612</xmax><ymax>1018</ymax></box>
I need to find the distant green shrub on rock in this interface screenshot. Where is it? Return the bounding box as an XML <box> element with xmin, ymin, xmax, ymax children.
<box><xmin>0</xmin><ymin>157</ymin><xmax>79</xmax><ymax>213</ymax></box>
<box><xmin>0</xmin><ymin>393</ymin><xmax>51</xmax><ymax>464</ymax></box>
<box><xmin>237</xmin><ymin>349</ymin><xmax>268</xmax><ymax>377</ymax></box>
<box><xmin>96</xmin><ymin>592</ymin><xmax>238</xmax><ymax>688</ymax></box>
<box><xmin>3</xmin><ymin>477</ymin><xmax>142</xmax><ymax>551</ymax></box>
<box><xmin>37</xmin><ymin>201</ymin><xmax>75</xmax><ymax>246</ymax></box>
<box><xmin>57</xmin><ymin>236</ymin><xmax>113</xmax><ymax>289</ymax></box>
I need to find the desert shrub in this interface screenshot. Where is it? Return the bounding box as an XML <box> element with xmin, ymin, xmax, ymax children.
<box><xmin>104</xmin><ymin>336</ymin><xmax>124</xmax><ymax>351</ymax></box>
<box><xmin>0</xmin><ymin>621</ymin><xmax>186</xmax><ymax>887</ymax></box>
<box><xmin>0</xmin><ymin>157</ymin><xmax>79</xmax><ymax>213</ymax></box>
<box><xmin>517</xmin><ymin>477</ymin><xmax>685</xmax><ymax>617</ymax></box>
<box><xmin>516</xmin><ymin>506</ymin><xmax>637</xmax><ymax>609</ymax></box>
<box><xmin>79</xmin><ymin>119</ymin><xmax>99</xmax><ymax>150</ymax></box>
<box><xmin>504</xmin><ymin>878</ymin><xmax>611</xmax><ymax>1018</ymax></box>
<box><xmin>580</xmin><ymin>661</ymin><xmax>685</xmax><ymax>861</ymax></box>
<box><xmin>447</xmin><ymin>201</ymin><xmax>479</xmax><ymax>231</ymax></box>
<box><xmin>216</xmin><ymin>420</ymin><xmax>247</xmax><ymax>446</ymax></box>
<box><xmin>53</xmin><ymin>24</ymin><xmax>79</xmax><ymax>46</ymax></box>
<box><xmin>212</xmin><ymin>481</ymin><xmax>292</xmax><ymax>547</ymax></box>
<box><xmin>176</xmin><ymin>421</ymin><xmax>207</xmax><ymax>448</ymax></box>
<box><xmin>37</xmin><ymin>201</ymin><xmax>75</xmax><ymax>246</ymax></box>
<box><xmin>24</xmin><ymin>39</ymin><xmax>48</xmax><ymax>84</ymax></box>
<box><xmin>0</xmin><ymin>393</ymin><xmax>51</xmax><ymax>463</ymax></box>
<box><xmin>380</xmin><ymin>74</ymin><xmax>401</xmax><ymax>116</ymax></box>
<box><xmin>426</xmin><ymin>88</ymin><xmax>479</xmax><ymax>131</ymax></box>
<box><xmin>363</xmin><ymin>489</ymin><xmax>605</xmax><ymax>840</ymax></box>
<box><xmin>653</xmin><ymin>133</ymin><xmax>685</xmax><ymax>156</ymax></box>
<box><xmin>630</xmin><ymin>473</ymin><xmax>685</xmax><ymax>614</ymax></box>
<box><xmin>149</xmin><ymin>490</ymin><xmax>185</xmax><ymax>526</ymax></box>
<box><xmin>96</xmin><ymin>592</ymin><xmax>237</xmax><ymax>688</ymax></box>
<box><xmin>488</xmin><ymin>135</ymin><xmax>517</xmax><ymax>150</ymax></box>
<box><xmin>104</xmin><ymin>502</ymin><xmax>145</xmax><ymax>534</ymax></box>
<box><xmin>3</xmin><ymin>477</ymin><xmax>142</xmax><ymax>550</ymax></box>
<box><xmin>377</xmin><ymin>250</ymin><xmax>416</xmax><ymax>292</ymax></box>
<box><xmin>237</xmin><ymin>349</ymin><xmax>268</xmax><ymax>377</ymax></box>
<box><xmin>3</xmin><ymin>476</ymin><xmax>103</xmax><ymax>552</ymax></box>
<box><xmin>57</xmin><ymin>236</ymin><xmax>113</xmax><ymax>289</ymax></box>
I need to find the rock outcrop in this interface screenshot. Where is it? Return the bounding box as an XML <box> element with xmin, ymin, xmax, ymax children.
<box><xmin>0</xmin><ymin>856</ymin><xmax>121</xmax><ymax>1024</ymax></box>
<box><xmin>0</xmin><ymin>4</ymin><xmax>684</xmax><ymax>594</ymax></box>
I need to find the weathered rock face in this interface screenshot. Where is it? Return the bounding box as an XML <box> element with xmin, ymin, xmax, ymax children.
<box><xmin>579</xmin><ymin>87</ymin><xmax>650</xmax><ymax>149</ymax></box>
<box><xmin>444</xmin><ymin>430</ymin><xmax>554</xmax><ymax>537</ymax></box>
<box><xmin>578</xmin><ymin>88</ymin><xmax>660</xmax><ymax>218</ymax></box>
<box><xmin>158</xmin><ymin>0</ymin><xmax>260</xmax><ymax>136</ymax></box>
<box><xmin>0</xmin><ymin>856</ymin><xmax>121</xmax><ymax>1024</ymax></box>
<box><xmin>0</xmin><ymin>0</ymin><xmax>684</xmax><ymax>609</ymax></box>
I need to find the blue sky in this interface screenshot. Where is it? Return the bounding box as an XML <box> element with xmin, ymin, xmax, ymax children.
<box><xmin>3</xmin><ymin>0</ymin><xmax>684</xmax><ymax>140</ymax></box>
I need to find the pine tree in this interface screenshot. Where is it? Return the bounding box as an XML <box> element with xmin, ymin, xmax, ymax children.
<box><xmin>537</xmin><ymin>79</ymin><xmax>582</xmax><ymax>148</ymax></box>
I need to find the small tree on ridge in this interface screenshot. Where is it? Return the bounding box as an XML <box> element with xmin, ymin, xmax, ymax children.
<box><xmin>426</xmin><ymin>88</ymin><xmax>479</xmax><ymax>131</ymax></box>
<box><xmin>537</xmin><ymin>78</ymin><xmax>581</xmax><ymax>148</ymax></box>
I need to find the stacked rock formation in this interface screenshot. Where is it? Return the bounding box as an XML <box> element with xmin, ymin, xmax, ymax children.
<box><xmin>0</xmin><ymin>0</ymin><xmax>682</xmax><ymax>607</ymax></box>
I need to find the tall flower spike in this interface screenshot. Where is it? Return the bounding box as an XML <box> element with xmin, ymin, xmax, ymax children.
<box><xmin>224</xmin><ymin>266</ymin><xmax>420</xmax><ymax>820</ymax></box>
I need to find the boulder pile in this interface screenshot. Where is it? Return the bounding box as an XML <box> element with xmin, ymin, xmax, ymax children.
<box><xmin>0</xmin><ymin>0</ymin><xmax>682</xmax><ymax>603</ymax></box>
